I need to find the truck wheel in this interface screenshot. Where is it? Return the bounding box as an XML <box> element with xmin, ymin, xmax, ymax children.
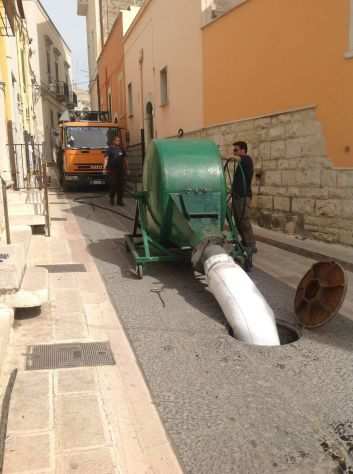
<box><xmin>61</xmin><ymin>176</ymin><xmax>70</xmax><ymax>192</ymax></box>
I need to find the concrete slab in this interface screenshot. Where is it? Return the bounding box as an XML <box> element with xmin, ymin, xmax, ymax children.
<box><xmin>6</xmin><ymin>190</ymin><xmax>28</xmax><ymax>204</ymax></box>
<box><xmin>52</xmin><ymin>289</ymin><xmax>83</xmax><ymax>313</ymax></box>
<box><xmin>0</xmin><ymin>243</ymin><xmax>25</xmax><ymax>290</ymax></box>
<box><xmin>9</xmin><ymin>214</ymin><xmax>46</xmax><ymax>227</ymax></box>
<box><xmin>5</xmin><ymin>266</ymin><xmax>49</xmax><ymax>309</ymax></box>
<box><xmin>49</xmin><ymin>273</ymin><xmax>78</xmax><ymax>289</ymax></box>
<box><xmin>54</xmin><ymin>311</ymin><xmax>88</xmax><ymax>340</ymax></box>
<box><xmin>56</xmin><ymin>448</ymin><xmax>115</xmax><ymax>474</ymax></box>
<box><xmin>8</xmin><ymin>203</ymin><xmax>37</xmax><ymax>216</ymax></box>
<box><xmin>56</xmin><ymin>368</ymin><xmax>96</xmax><ymax>394</ymax></box>
<box><xmin>55</xmin><ymin>394</ymin><xmax>107</xmax><ymax>451</ymax></box>
<box><xmin>0</xmin><ymin>305</ymin><xmax>14</xmax><ymax>377</ymax></box>
<box><xmin>10</xmin><ymin>225</ymin><xmax>32</xmax><ymax>256</ymax></box>
<box><xmin>7</xmin><ymin>371</ymin><xmax>51</xmax><ymax>433</ymax></box>
<box><xmin>254</xmin><ymin>224</ymin><xmax>353</xmax><ymax>267</ymax></box>
<box><xmin>13</xmin><ymin>304</ymin><xmax>54</xmax><ymax>345</ymax></box>
<box><xmin>3</xmin><ymin>433</ymin><xmax>51</xmax><ymax>473</ymax></box>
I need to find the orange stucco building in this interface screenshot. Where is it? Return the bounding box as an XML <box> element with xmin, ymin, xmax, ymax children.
<box><xmin>200</xmin><ymin>0</ymin><xmax>353</xmax><ymax>245</ymax></box>
<box><xmin>202</xmin><ymin>0</ymin><xmax>353</xmax><ymax>169</ymax></box>
<box><xmin>97</xmin><ymin>14</ymin><xmax>126</xmax><ymax>129</ymax></box>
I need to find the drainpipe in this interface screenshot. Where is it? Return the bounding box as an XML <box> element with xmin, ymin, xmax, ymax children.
<box><xmin>139</xmin><ymin>48</ymin><xmax>144</xmax><ymax>148</ymax></box>
<box><xmin>96</xmin><ymin>74</ymin><xmax>101</xmax><ymax>112</ymax></box>
<box><xmin>99</xmin><ymin>0</ymin><xmax>104</xmax><ymax>52</ymax></box>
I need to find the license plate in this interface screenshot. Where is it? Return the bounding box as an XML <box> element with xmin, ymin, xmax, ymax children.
<box><xmin>92</xmin><ymin>180</ymin><xmax>104</xmax><ymax>185</ymax></box>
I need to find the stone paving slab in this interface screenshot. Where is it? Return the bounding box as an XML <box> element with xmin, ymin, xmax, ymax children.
<box><xmin>56</xmin><ymin>448</ymin><xmax>115</xmax><ymax>474</ymax></box>
<box><xmin>55</xmin><ymin>394</ymin><xmax>107</xmax><ymax>451</ymax></box>
<box><xmin>56</xmin><ymin>368</ymin><xmax>96</xmax><ymax>394</ymax></box>
<box><xmin>3</xmin><ymin>433</ymin><xmax>52</xmax><ymax>473</ymax></box>
<box><xmin>7</xmin><ymin>371</ymin><xmax>51</xmax><ymax>433</ymax></box>
<box><xmin>53</xmin><ymin>311</ymin><xmax>88</xmax><ymax>340</ymax></box>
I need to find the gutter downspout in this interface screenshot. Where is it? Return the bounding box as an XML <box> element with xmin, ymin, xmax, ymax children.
<box><xmin>139</xmin><ymin>48</ymin><xmax>144</xmax><ymax>142</ymax></box>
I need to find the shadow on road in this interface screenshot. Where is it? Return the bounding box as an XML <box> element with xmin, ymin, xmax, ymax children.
<box><xmin>87</xmin><ymin>236</ymin><xmax>228</xmax><ymax>329</ymax></box>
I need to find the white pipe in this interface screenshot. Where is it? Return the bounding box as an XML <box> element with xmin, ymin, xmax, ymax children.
<box><xmin>204</xmin><ymin>253</ymin><xmax>280</xmax><ymax>346</ymax></box>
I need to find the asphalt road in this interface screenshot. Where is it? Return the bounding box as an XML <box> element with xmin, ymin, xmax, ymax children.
<box><xmin>71</xmin><ymin>192</ymin><xmax>353</xmax><ymax>474</ymax></box>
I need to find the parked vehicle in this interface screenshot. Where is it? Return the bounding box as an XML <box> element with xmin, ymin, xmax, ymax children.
<box><xmin>57</xmin><ymin>110</ymin><xmax>121</xmax><ymax>189</ymax></box>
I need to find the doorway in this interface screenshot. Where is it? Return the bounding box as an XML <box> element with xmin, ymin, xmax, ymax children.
<box><xmin>145</xmin><ymin>102</ymin><xmax>154</xmax><ymax>147</ymax></box>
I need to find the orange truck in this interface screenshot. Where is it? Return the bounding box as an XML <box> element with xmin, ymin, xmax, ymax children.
<box><xmin>57</xmin><ymin>111</ymin><xmax>120</xmax><ymax>189</ymax></box>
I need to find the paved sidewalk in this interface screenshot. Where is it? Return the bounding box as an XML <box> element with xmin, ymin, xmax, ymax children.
<box><xmin>253</xmin><ymin>228</ymin><xmax>353</xmax><ymax>320</ymax></box>
<box><xmin>254</xmin><ymin>225</ymin><xmax>353</xmax><ymax>271</ymax></box>
<box><xmin>1</xmin><ymin>191</ymin><xmax>182</xmax><ymax>474</ymax></box>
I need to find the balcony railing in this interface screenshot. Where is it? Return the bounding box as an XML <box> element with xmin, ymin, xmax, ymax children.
<box><xmin>47</xmin><ymin>81</ymin><xmax>76</xmax><ymax>107</ymax></box>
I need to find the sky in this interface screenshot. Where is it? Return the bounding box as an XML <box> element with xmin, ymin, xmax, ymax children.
<box><xmin>40</xmin><ymin>0</ymin><xmax>89</xmax><ymax>90</ymax></box>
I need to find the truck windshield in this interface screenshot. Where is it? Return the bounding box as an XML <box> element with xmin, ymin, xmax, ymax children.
<box><xmin>65</xmin><ymin>127</ymin><xmax>118</xmax><ymax>149</ymax></box>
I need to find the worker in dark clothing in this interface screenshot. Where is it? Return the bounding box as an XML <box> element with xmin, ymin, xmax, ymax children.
<box><xmin>232</xmin><ymin>141</ymin><xmax>257</xmax><ymax>254</ymax></box>
<box><xmin>104</xmin><ymin>136</ymin><xmax>127</xmax><ymax>206</ymax></box>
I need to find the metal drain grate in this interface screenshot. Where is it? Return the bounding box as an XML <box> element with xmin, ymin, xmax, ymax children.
<box><xmin>26</xmin><ymin>342</ymin><xmax>115</xmax><ymax>370</ymax></box>
<box><xmin>37</xmin><ymin>264</ymin><xmax>87</xmax><ymax>273</ymax></box>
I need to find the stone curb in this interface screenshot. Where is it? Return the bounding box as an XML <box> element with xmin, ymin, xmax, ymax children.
<box><xmin>0</xmin><ymin>305</ymin><xmax>14</xmax><ymax>377</ymax></box>
<box><xmin>255</xmin><ymin>234</ymin><xmax>353</xmax><ymax>273</ymax></box>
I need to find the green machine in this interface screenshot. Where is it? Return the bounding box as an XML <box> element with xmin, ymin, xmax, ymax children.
<box><xmin>125</xmin><ymin>139</ymin><xmax>249</xmax><ymax>278</ymax></box>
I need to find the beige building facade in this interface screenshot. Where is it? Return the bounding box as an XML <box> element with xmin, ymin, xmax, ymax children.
<box><xmin>1</xmin><ymin>0</ymin><xmax>39</xmax><ymax>187</ymax></box>
<box><xmin>23</xmin><ymin>0</ymin><xmax>74</xmax><ymax>161</ymax></box>
<box><xmin>78</xmin><ymin>0</ymin><xmax>142</xmax><ymax>109</ymax></box>
<box><xmin>123</xmin><ymin>0</ymin><xmax>204</xmax><ymax>146</ymax></box>
<box><xmin>75</xmin><ymin>88</ymin><xmax>90</xmax><ymax>110</ymax></box>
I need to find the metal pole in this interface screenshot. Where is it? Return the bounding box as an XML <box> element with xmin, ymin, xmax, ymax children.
<box><xmin>140</xmin><ymin>128</ymin><xmax>145</xmax><ymax>165</ymax></box>
<box><xmin>42</xmin><ymin>162</ymin><xmax>50</xmax><ymax>237</ymax></box>
<box><xmin>1</xmin><ymin>178</ymin><xmax>10</xmax><ymax>244</ymax></box>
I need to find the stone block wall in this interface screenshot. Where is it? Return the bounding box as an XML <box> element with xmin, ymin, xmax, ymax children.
<box><xmin>101</xmin><ymin>0</ymin><xmax>144</xmax><ymax>42</ymax></box>
<box><xmin>186</xmin><ymin>107</ymin><xmax>353</xmax><ymax>246</ymax></box>
<box><xmin>202</xmin><ymin>0</ymin><xmax>247</xmax><ymax>26</ymax></box>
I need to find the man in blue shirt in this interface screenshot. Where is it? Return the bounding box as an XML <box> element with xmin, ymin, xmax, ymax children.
<box><xmin>232</xmin><ymin>141</ymin><xmax>257</xmax><ymax>254</ymax></box>
<box><xmin>104</xmin><ymin>136</ymin><xmax>127</xmax><ymax>206</ymax></box>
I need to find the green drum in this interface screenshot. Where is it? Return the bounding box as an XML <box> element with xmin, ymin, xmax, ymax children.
<box><xmin>143</xmin><ymin>139</ymin><xmax>227</xmax><ymax>248</ymax></box>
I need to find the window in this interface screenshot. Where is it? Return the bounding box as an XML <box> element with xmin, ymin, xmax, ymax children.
<box><xmin>127</xmin><ymin>82</ymin><xmax>133</xmax><ymax>116</ymax></box>
<box><xmin>65</xmin><ymin>127</ymin><xmax>118</xmax><ymax>149</ymax></box>
<box><xmin>50</xmin><ymin>110</ymin><xmax>54</xmax><ymax>128</ymax></box>
<box><xmin>20</xmin><ymin>49</ymin><xmax>26</xmax><ymax>92</ymax></box>
<box><xmin>46</xmin><ymin>49</ymin><xmax>51</xmax><ymax>83</ymax></box>
<box><xmin>55</xmin><ymin>61</ymin><xmax>59</xmax><ymax>83</ymax></box>
<box><xmin>108</xmin><ymin>91</ymin><xmax>112</xmax><ymax>118</ymax></box>
<box><xmin>160</xmin><ymin>67</ymin><xmax>168</xmax><ymax>106</ymax></box>
<box><xmin>55</xmin><ymin>60</ymin><xmax>60</xmax><ymax>94</ymax></box>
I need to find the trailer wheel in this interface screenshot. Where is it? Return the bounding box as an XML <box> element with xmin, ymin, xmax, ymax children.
<box><xmin>136</xmin><ymin>265</ymin><xmax>143</xmax><ymax>279</ymax></box>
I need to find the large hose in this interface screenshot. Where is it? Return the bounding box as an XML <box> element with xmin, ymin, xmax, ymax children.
<box><xmin>203</xmin><ymin>251</ymin><xmax>280</xmax><ymax>346</ymax></box>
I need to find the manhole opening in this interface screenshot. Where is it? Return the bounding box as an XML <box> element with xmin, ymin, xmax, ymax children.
<box><xmin>227</xmin><ymin>320</ymin><xmax>301</xmax><ymax>346</ymax></box>
<box><xmin>276</xmin><ymin>320</ymin><xmax>301</xmax><ymax>345</ymax></box>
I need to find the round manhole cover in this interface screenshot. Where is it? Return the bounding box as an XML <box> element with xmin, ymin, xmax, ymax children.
<box><xmin>294</xmin><ymin>261</ymin><xmax>347</xmax><ymax>329</ymax></box>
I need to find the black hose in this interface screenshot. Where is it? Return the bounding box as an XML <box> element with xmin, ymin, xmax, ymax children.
<box><xmin>236</xmin><ymin>161</ymin><xmax>248</xmax><ymax>223</ymax></box>
<box><xmin>0</xmin><ymin>369</ymin><xmax>18</xmax><ymax>473</ymax></box>
<box><xmin>73</xmin><ymin>194</ymin><xmax>134</xmax><ymax>222</ymax></box>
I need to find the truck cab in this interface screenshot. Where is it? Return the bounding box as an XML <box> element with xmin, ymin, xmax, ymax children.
<box><xmin>57</xmin><ymin>110</ymin><xmax>120</xmax><ymax>189</ymax></box>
